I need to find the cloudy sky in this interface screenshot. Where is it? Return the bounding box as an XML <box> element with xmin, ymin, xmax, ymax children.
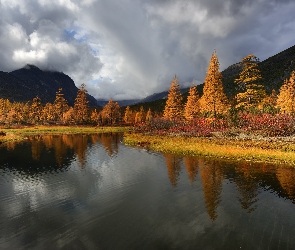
<box><xmin>1</xmin><ymin>0</ymin><xmax>295</xmax><ymax>100</ymax></box>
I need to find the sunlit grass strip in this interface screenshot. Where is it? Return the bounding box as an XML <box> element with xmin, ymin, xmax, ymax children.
<box><xmin>0</xmin><ymin>126</ymin><xmax>130</xmax><ymax>144</ymax></box>
<box><xmin>124</xmin><ymin>133</ymin><xmax>295</xmax><ymax>165</ymax></box>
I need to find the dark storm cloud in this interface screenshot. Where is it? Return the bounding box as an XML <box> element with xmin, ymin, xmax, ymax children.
<box><xmin>0</xmin><ymin>0</ymin><xmax>295</xmax><ymax>100</ymax></box>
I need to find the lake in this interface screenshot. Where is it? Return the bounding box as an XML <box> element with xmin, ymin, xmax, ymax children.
<box><xmin>1</xmin><ymin>133</ymin><xmax>295</xmax><ymax>249</ymax></box>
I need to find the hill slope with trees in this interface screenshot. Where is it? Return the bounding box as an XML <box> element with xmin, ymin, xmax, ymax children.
<box><xmin>0</xmin><ymin>64</ymin><xmax>98</xmax><ymax>107</ymax></box>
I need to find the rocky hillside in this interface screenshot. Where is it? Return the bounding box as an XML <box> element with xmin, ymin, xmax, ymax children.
<box><xmin>0</xmin><ymin>65</ymin><xmax>98</xmax><ymax>107</ymax></box>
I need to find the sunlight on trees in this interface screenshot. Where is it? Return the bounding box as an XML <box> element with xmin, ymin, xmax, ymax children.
<box><xmin>235</xmin><ymin>54</ymin><xmax>266</xmax><ymax>109</ymax></box>
<box><xmin>277</xmin><ymin>72</ymin><xmax>295</xmax><ymax>113</ymax></box>
<box><xmin>199</xmin><ymin>51</ymin><xmax>228</xmax><ymax>116</ymax></box>
<box><xmin>184</xmin><ymin>84</ymin><xmax>200</xmax><ymax>120</ymax></box>
<box><xmin>163</xmin><ymin>75</ymin><xmax>183</xmax><ymax>120</ymax></box>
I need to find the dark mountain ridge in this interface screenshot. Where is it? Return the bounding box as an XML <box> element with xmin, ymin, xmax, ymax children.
<box><xmin>129</xmin><ymin>44</ymin><xmax>295</xmax><ymax>111</ymax></box>
<box><xmin>0</xmin><ymin>64</ymin><xmax>98</xmax><ymax>107</ymax></box>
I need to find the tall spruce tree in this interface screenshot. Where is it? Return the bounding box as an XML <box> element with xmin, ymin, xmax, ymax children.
<box><xmin>277</xmin><ymin>72</ymin><xmax>295</xmax><ymax>113</ymax></box>
<box><xmin>184</xmin><ymin>85</ymin><xmax>200</xmax><ymax>120</ymax></box>
<box><xmin>74</xmin><ymin>83</ymin><xmax>89</xmax><ymax>124</ymax></box>
<box><xmin>163</xmin><ymin>76</ymin><xmax>183</xmax><ymax>120</ymax></box>
<box><xmin>235</xmin><ymin>54</ymin><xmax>266</xmax><ymax>109</ymax></box>
<box><xmin>199</xmin><ymin>51</ymin><xmax>228</xmax><ymax>116</ymax></box>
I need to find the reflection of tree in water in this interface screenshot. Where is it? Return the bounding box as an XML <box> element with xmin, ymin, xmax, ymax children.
<box><xmin>184</xmin><ymin>156</ymin><xmax>199</xmax><ymax>183</ymax></box>
<box><xmin>164</xmin><ymin>154</ymin><xmax>182</xmax><ymax>188</ymax></box>
<box><xmin>200</xmin><ymin>160</ymin><xmax>223</xmax><ymax>221</ymax></box>
<box><xmin>30</xmin><ymin>133</ymin><xmax>121</xmax><ymax>167</ymax></box>
<box><xmin>235</xmin><ymin>163</ymin><xmax>260</xmax><ymax>213</ymax></box>
<box><xmin>276</xmin><ymin>167</ymin><xmax>295</xmax><ymax>202</ymax></box>
<box><xmin>31</xmin><ymin>135</ymin><xmax>44</xmax><ymax>161</ymax></box>
<box><xmin>97</xmin><ymin>133</ymin><xmax>120</xmax><ymax>156</ymax></box>
<box><xmin>36</xmin><ymin>135</ymin><xmax>69</xmax><ymax>167</ymax></box>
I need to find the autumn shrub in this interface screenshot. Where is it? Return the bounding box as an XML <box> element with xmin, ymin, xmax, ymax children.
<box><xmin>135</xmin><ymin>117</ymin><xmax>229</xmax><ymax>137</ymax></box>
<box><xmin>238</xmin><ymin>113</ymin><xmax>295</xmax><ymax>136</ymax></box>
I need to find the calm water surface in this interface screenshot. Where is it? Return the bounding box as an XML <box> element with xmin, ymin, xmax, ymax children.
<box><xmin>1</xmin><ymin>133</ymin><xmax>295</xmax><ymax>249</ymax></box>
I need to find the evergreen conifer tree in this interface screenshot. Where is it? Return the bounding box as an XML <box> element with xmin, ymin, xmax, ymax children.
<box><xmin>74</xmin><ymin>83</ymin><xmax>89</xmax><ymax>124</ymax></box>
<box><xmin>163</xmin><ymin>76</ymin><xmax>183</xmax><ymax>120</ymax></box>
<box><xmin>145</xmin><ymin>108</ymin><xmax>153</xmax><ymax>123</ymax></box>
<box><xmin>124</xmin><ymin>106</ymin><xmax>133</xmax><ymax>124</ymax></box>
<box><xmin>184</xmin><ymin>85</ymin><xmax>200</xmax><ymax>120</ymax></box>
<box><xmin>54</xmin><ymin>88</ymin><xmax>69</xmax><ymax>122</ymax></box>
<box><xmin>235</xmin><ymin>54</ymin><xmax>266</xmax><ymax>109</ymax></box>
<box><xmin>199</xmin><ymin>51</ymin><xmax>228</xmax><ymax>116</ymax></box>
<box><xmin>277</xmin><ymin>72</ymin><xmax>295</xmax><ymax>113</ymax></box>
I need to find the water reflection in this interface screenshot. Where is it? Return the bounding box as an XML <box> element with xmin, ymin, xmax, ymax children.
<box><xmin>1</xmin><ymin>133</ymin><xmax>295</xmax><ymax>248</ymax></box>
<box><xmin>164</xmin><ymin>154</ymin><xmax>182</xmax><ymax>188</ymax></box>
<box><xmin>163</xmin><ymin>154</ymin><xmax>295</xmax><ymax>220</ymax></box>
<box><xmin>0</xmin><ymin>133</ymin><xmax>122</xmax><ymax>172</ymax></box>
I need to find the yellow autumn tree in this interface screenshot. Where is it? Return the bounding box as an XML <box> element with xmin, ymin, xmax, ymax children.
<box><xmin>29</xmin><ymin>96</ymin><xmax>43</xmax><ymax>124</ymax></box>
<box><xmin>163</xmin><ymin>76</ymin><xmax>183</xmax><ymax>120</ymax></box>
<box><xmin>135</xmin><ymin>106</ymin><xmax>145</xmax><ymax>123</ymax></box>
<box><xmin>74</xmin><ymin>83</ymin><xmax>89</xmax><ymax>124</ymax></box>
<box><xmin>54</xmin><ymin>88</ymin><xmax>69</xmax><ymax>123</ymax></box>
<box><xmin>184</xmin><ymin>85</ymin><xmax>200</xmax><ymax>120</ymax></box>
<box><xmin>100</xmin><ymin>99</ymin><xmax>121</xmax><ymax>125</ymax></box>
<box><xmin>199</xmin><ymin>51</ymin><xmax>228</xmax><ymax>116</ymax></box>
<box><xmin>124</xmin><ymin>106</ymin><xmax>133</xmax><ymax>124</ymax></box>
<box><xmin>277</xmin><ymin>72</ymin><xmax>295</xmax><ymax>113</ymax></box>
<box><xmin>145</xmin><ymin>108</ymin><xmax>153</xmax><ymax>123</ymax></box>
<box><xmin>235</xmin><ymin>54</ymin><xmax>266</xmax><ymax>109</ymax></box>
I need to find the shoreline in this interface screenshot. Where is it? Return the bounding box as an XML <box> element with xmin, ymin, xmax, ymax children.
<box><xmin>0</xmin><ymin>125</ymin><xmax>130</xmax><ymax>145</ymax></box>
<box><xmin>2</xmin><ymin>125</ymin><xmax>295</xmax><ymax>165</ymax></box>
<box><xmin>123</xmin><ymin>132</ymin><xmax>295</xmax><ymax>166</ymax></box>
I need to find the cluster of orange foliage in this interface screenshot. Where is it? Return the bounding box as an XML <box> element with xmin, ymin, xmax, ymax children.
<box><xmin>0</xmin><ymin>83</ymin><xmax>121</xmax><ymax>126</ymax></box>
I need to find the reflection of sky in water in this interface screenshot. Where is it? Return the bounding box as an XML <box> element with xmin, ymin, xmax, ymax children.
<box><xmin>1</xmin><ymin>134</ymin><xmax>295</xmax><ymax>249</ymax></box>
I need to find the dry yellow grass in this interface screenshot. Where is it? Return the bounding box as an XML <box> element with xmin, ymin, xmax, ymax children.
<box><xmin>124</xmin><ymin>133</ymin><xmax>295</xmax><ymax>165</ymax></box>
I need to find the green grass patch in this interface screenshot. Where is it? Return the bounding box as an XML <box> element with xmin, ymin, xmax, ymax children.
<box><xmin>0</xmin><ymin>125</ymin><xmax>130</xmax><ymax>144</ymax></box>
<box><xmin>123</xmin><ymin>133</ymin><xmax>295</xmax><ymax>165</ymax></box>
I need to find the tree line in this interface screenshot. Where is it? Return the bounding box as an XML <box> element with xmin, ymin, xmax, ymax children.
<box><xmin>1</xmin><ymin>50</ymin><xmax>295</xmax><ymax>128</ymax></box>
<box><xmin>161</xmin><ymin>51</ymin><xmax>295</xmax><ymax>121</ymax></box>
<box><xmin>0</xmin><ymin>83</ymin><xmax>122</xmax><ymax>126</ymax></box>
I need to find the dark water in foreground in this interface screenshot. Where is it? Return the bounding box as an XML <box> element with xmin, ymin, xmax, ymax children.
<box><xmin>1</xmin><ymin>133</ymin><xmax>295</xmax><ymax>249</ymax></box>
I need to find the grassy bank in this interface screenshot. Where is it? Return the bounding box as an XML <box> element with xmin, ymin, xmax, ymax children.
<box><xmin>124</xmin><ymin>133</ymin><xmax>295</xmax><ymax>165</ymax></box>
<box><xmin>0</xmin><ymin>125</ymin><xmax>130</xmax><ymax>144</ymax></box>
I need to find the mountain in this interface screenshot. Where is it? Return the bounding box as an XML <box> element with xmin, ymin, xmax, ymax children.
<box><xmin>222</xmin><ymin>44</ymin><xmax>295</xmax><ymax>98</ymax></box>
<box><xmin>0</xmin><ymin>64</ymin><xmax>98</xmax><ymax>107</ymax></box>
<box><xmin>126</xmin><ymin>44</ymin><xmax>295</xmax><ymax>112</ymax></box>
<box><xmin>96</xmin><ymin>98</ymin><xmax>140</xmax><ymax>107</ymax></box>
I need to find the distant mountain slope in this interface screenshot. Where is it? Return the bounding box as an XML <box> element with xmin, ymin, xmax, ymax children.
<box><xmin>0</xmin><ymin>64</ymin><xmax>98</xmax><ymax>107</ymax></box>
<box><xmin>127</xmin><ymin>44</ymin><xmax>295</xmax><ymax>113</ymax></box>
<box><xmin>222</xmin><ymin>44</ymin><xmax>295</xmax><ymax>98</ymax></box>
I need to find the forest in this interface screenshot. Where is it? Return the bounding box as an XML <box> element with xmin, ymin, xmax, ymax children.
<box><xmin>1</xmin><ymin>51</ymin><xmax>295</xmax><ymax>138</ymax></box>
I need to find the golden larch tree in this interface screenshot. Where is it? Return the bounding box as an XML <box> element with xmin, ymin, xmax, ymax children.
<box><xmin>277</xmin><ymin>72</ymin><xmax>295</xmax><ymax>113</ymax></box>
<box><xmin>29</xmin><ymin>96</ymin><xmax>43</xmax><ymax>124</ymax></box>
<box><xmin>235</xmin><ymin>54</ymin><xmax>266</xmax><ymax>109</ymax></box>
<box><xmin>100</xmin><ymin>99</ymin><xmax>121</xmax><ymax>125</ymax></box>
<box><xmin>163</xmin><ymin>76</ymin><xmax>183</xmax><ymax>120</ymax></box>
<box><xmin>145</xmin><ymin>108</ymin><xmax>153</xmax><ymax>123</ymax></box>
<box><xmin>135</xmin><ymin>106</ymin><xmax>145</xmax><ymax>123</ymax></box>
<box><xmin>124</xmin><ymin>106</ymin><xmax>134</xmax><ymax>124</ymax></box>
<box><xmin>199</xmin><ymin>51</ymin><xmax>228</xmax><ymax>116</ymax></box>
<box><xmin>54</xmin><ymin>88</ymin><xmax>69</xmax><ymax>122</ymax></box>
<box><xmin>184</xmin><ymin>85</ymin><xmax>200</xmax><ymax>120</ymax></box>
<box><xmin>74</xmin><ymin>83</ymin><xmax>89</xmax><ymax>124</ymax></box>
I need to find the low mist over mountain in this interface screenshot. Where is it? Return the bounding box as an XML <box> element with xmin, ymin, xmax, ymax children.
<box><xmin>0</xmin><ymin>65</ymin><xmax>98</xmax><ymax>107</ymax></box>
